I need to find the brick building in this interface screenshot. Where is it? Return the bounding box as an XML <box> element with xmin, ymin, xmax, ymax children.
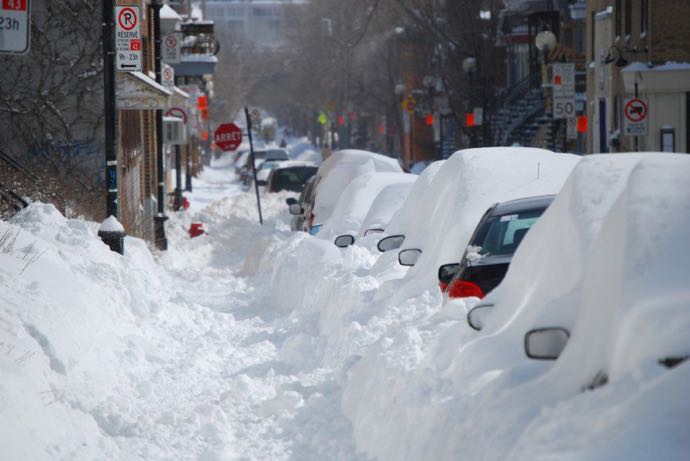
<box><xmin>586</xmin><ymin>0</ymin><xmax>690</xmax><ymax>153</ymax></box>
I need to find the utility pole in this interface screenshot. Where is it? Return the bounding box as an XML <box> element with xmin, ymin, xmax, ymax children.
<box><xmin>152</xmin><ymin>0</ymin><xmax>168</xmax><ymax>250</ymax></box>
<box><xmin>99</xmin><ymin>0</ymin><xmax>126</xmax><ymax>254</ymax></box>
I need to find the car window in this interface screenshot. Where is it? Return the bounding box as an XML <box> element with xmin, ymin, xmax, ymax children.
<box><xmin>473</xmin><ymin>208</ymin><xmax>545</xmax><ymax>256</ymax></box>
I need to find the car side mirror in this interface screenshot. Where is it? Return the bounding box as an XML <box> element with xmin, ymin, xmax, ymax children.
<box><xmin>467</xmin><ymin>303</ymin><xmax>494</xmax><ymax>331</ymax></box>
<box><xmin>286</xmin><ymin>197</ymin><xmax>298</xmax><ymax>206</ymax></box>
<box><xmin>377</xmin><ymin>235</ymin><xmax>405</xmax><ymax>252</ymax></box>
<box><xmin>363</xmin><ymin>228</ymin><xmax>384</xmax><ymax>237</ymax></box>
<box><xmin>289</xmin><ymin>203</ymin><xmax>303</xmax><ymax>215</ymax></box>
<box><xmin>524</xmin><ymin>327</ymin><xmax>570</xmax><ymax>360</ymax></box>
<box><xmin>398</xmin><ymin>248</ymin><xmax>422</xmax><ymax>266</ymax></box>
<box><xmin>334</xmin><ymin>234</ymin><xmax>355</xmax><ymax>248</ymax></box>
<box><xmin>438</xmin><ymin>263</ymin><xmax>460</xmax><ymax>285</ymax></box>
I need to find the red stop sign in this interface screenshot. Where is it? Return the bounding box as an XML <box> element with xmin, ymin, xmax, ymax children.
<box><xmin>214</xmin><ymin>123</ymin><xmax>242</xmax><ymax>151</ymax></box>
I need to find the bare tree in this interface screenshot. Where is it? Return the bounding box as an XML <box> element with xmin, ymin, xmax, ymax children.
<box><xmin>0</xmin><ymin>0</ymin><xmax>104</xmax><ymax>219</ymax></box>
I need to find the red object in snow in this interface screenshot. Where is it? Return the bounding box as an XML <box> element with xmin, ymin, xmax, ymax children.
<box><xmin>182</xmin><ymin>197</ymin><xmax>190</xmax><ymax>210</ymax></box>
<box><xmin>466</xmin><ymin>113</ymin><xmax>475</xmax><ymax>127</ymax></box>
<box><xmin>189</xmin><ymin>223</ymin><xmax>205</xmax><ymax>238</ymax></box>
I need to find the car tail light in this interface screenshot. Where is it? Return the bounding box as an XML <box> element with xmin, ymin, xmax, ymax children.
<box><xmin>448</xmin><ymin>280</ymin><xmax>485</xmax><ymax>299</ymax></box>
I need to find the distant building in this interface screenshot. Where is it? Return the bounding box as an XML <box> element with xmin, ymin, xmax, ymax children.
<box><xmin>205</xmin><ymin>0</ymin><xmax>307</xmax><ymax>48</ymax></box>
<box><xmin>586</xmin><ymin>0</ymin><xmax>690</xmax><ymax>153</ymax></box>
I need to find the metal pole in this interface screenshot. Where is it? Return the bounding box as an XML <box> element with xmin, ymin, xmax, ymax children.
<box><xmin>244</xmin><ymin>107</ymin><xmax>263</xmax><ymax>225</ymax></box>
<box><xmin>174</xmin><ymin>145</ymin><xmax>182</xmax><ymax>210</ymax></box>
<box><xmin>184</xmin><ymin>76</ymin><xmax>193</xmax><ymax>191</ymax></box>
<box><xmin>633</xmin><ymin>80</ymin><xmax>639</xmax><ymax>152</ymax></box>
<box><xmin>103</xmin><ymin>0</ymin><xmax>117</xmax><ymax>220</ymax></box>
<box><xmin>152</xmin><ymin>1</ymin><xmax>168</xmax><ymax>250</ymax></box>
<box><xmin>100</xmin><ymin>0</ymin><xmax>126</xmax><ymax>254</ymax></box>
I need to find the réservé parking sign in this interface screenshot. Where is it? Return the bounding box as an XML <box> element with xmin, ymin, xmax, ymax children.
<box><xmin>0</xmin><ymin>0</ymin><xmax>31</xmax><ymax>55</ymax></box>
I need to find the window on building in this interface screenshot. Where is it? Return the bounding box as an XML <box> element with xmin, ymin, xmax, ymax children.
<box><xmin>661</xmin><ymin>127</ymin><xmax>675</xmax><ymax>152</ymax></box>
<box><xmin>615</xmin><ymin>0</ymin><xmax>622</xmax><ymax>37</ymax></box>
<box><xmin>640</xmin><ymin>0</ymin><xmax>648</xmax><ymax>35</ymax></box>
<box><xmin>625</xmin><ymin>0</ymin><xmax>632</xmax><ymax>36</ymax></box>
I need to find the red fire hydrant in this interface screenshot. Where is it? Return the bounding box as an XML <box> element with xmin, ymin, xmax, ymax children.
<box><xmin>189</xmin><ymin>222</ymin><xmax>205</xmax><ymax>238</ymax></box>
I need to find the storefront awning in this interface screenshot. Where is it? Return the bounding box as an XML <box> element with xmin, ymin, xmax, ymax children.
<box><xmin>171</xmin><ymin>55</ymin><xmax>217</xmax><ymax>77</ymax></box>
<box><xmin>116</xmin><ymin>71</ymin><xmax>172</xmax><ymax>110</ymax></box>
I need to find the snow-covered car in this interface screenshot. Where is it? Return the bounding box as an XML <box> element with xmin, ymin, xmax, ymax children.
<box><xmin>316</xmin><ymin>172</ymin><xmax>416</xmax><ymax>247</ymax></box>
<box><xmin>306</xmin><ymin>149</ymin><xmax>402</xmax><ymax>235</ymax></box>
<box><xmin>287</xmin><ymin>175</ymin><xmax>317</xmax><ymax>231</ymax></box>
<box><xmin>249</xmin><ymin>161</ymin><xmax>280</xmax><ymax>187</ymax></box>
<box><xmin>437</xmin><ymin>195</ymin><xmax>555</xmax><ymax>300</ymax></box>
<box><xmin>375</xmin><ymin>160</ymin><xmax>445</xmax><ymax>254</ymax></box>
<box><xmin>387</xmin><ymin>147</ymin><xmax>579</xmax><ymax>301</ymax></box>
<box><xmin>357</xmin><ymin>180</ymin><xmax>416</xmax><ymax>241</ymax></box>
<box><xmin>239</xmin><ymin>148</ymin><xmax>290</xmax><ymax>185</ymax></box>
<box><xmin>429</xmin><ymin>153</ymin><xmax>690</xmax><ymax>459</ymax></box>
<box><xmin>266</xmin><ymin>161</ymin><xmax>318</xmax><ymax>193</ymax></box>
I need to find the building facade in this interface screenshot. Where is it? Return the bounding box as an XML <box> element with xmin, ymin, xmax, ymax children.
<box><xmin>586</xmin><ymin>0</ymin><xmax>690</xmax><ymax>153</ymax></box>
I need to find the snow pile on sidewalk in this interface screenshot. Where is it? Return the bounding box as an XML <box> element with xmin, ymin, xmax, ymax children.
<box><xmin>0</xmin><ymin>204</ymin><xmax>167</xmax><ymax>459</ymax></box>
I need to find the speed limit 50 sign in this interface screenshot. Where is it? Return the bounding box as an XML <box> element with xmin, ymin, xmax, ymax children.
<box><xmin>553</xmin><ymin>95</ymin><xmax>576</xmax><ymax>119</ymax></box>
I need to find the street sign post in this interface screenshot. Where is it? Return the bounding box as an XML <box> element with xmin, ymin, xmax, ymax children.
<box><xmin>214</xmin><ymin>123</ymin><xmax>243</xmax><ymax>151</ymax></box>
<box><xmin>162</xmin><ymin>33</ymin><xmax>180</xmax><ymax>63</ymax></box>
<box><xmin>566</xmin><ymin>117</ymin><xmax>578</xmax><ymax>140</ymax></box>
<box><xmin>472</xmin><ymin>107</ymin><xmax>483</xmax><ymax>126</ymax></box>
<box><xmin>251</xmin><ymin>109</ymin><xmax>262</xmax><ymax>126</ymax></box>
<box><xmin>162</xmin><ymin>64</ymin><xmax>175</xmax><ymax>91</ymax></box>
<box><xmin>623</xmin><ymin>97</ymin><xmax>648</xmax><ymax>136</ymax></box>
<box><xmin>115</xmin><ymin>5</ymin><xmax>142</xmax><ymax>72</ymax></box>
<box><xmin>401</xmin><ymin>96</ymin><xmax>416</xmax><ymax>113</ymax></box>
<box><xmin>552</xmin><ymin>63</ymin><xmax>576</xmax><ymax>120</ymax></box>
<box><xmin>0</xmin><ymin>0</ymin><xmax>30</xmax><ymax>55</ymax></box>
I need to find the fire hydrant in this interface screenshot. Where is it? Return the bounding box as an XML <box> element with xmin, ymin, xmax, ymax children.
<box><xmin>189</xmin><ymin>222</ymin><xmax>205</xmax><ymax>238</ymax></box>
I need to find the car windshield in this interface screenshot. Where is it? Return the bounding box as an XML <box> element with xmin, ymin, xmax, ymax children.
<box><xmin>471</xmin><ymin>207</ymin><xmax>547</xmax><ymax>256</ymax></box>
<box><xmin>264</xmin><ymin>149</ymin><xmax>289</xmax><ymax>160</ymax></box>
<box><xmin>272</xmin><ymin>167</ymin><xmax>317</xmax><ymax>191</ymax></box>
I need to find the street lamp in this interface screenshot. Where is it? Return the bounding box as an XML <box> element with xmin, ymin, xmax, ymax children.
<box><xmin>462</xmin><ymin>56</ymin><xmax>477</xmax><ymax>75</ymax></box>
<box><xmin>534</xmin><ymin>30</ymin><xmax>557</xmax><ymax>56</ymax></box>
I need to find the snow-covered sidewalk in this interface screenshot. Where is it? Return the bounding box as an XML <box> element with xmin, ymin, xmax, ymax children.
<box><xmin>0</xmin><ymin>156</ymin><xmax>362</xmax><ymax>460</ymax></box>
